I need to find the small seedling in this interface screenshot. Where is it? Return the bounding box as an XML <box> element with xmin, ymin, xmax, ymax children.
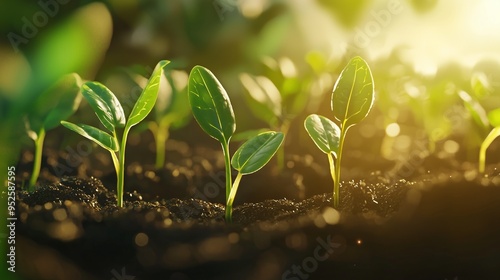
<box><xmin>142</xmin><ymin>68</ymin><xmax>191</xmax><ymax>169</ymax></box>
<box><xmin>228</xmin><ymin>131</ymin><xmax>284</xmax><ymax>222</ymax></box>
<box><xmin>61</xmin><ymin>60</ymin><xmax>169</xmax><ymax>207</ymax></box>
<box><xmin>151</xmin><ymin>69</ymin><xmax>191</xmax><ymax>169</ymax></box>
<box><xmin>239</xmin><ymin>54</ymin><xmax>334</xmax><ymax>169</ymax></box>
<box><xmin>188</xmin><ymin>66</ymin><xmax>284</xmax><ymax>222</ymax></box>
<box><xmin>305</xmin><ymin>56</ymin><xmax>374</xmax><ymax>208</ymax></box>
<box><xmin>457</xmin><ymin>90</ymin><xmax>500</xmax><ymax>173</ymax></box>
<box><xmin>480</xmin><ymin>108</ymin><xmax>500</xmax><ymax>173</ymax></box>
<box><xmin>25</xmin><ymin>73</ymin><xmax>82</xmax><ymax>191</ymax></box>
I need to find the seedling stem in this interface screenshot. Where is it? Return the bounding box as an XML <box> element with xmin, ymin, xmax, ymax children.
<box><xmin>222</xmin><ymin>142</ymin><xmax>232</xmax><ymax>200</ymax></box>
<box><xmin>29</xmin><ymin>128</ymin><xmax>46</xmax><ymax>191</ymax></box>
<box><xmin>333</xmin><ymin>125</ymin><xmax>347</xmax><ymax>208</ymax></box>
<box><xmin>225</xmin><ymin>172</ymin><xmax>243</xmax><ymax>223</ymax></box>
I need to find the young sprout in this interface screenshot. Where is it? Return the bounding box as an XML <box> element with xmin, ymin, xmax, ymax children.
<box><xmin>304</xmin><ymin>56</ymin><xmax>375</xmax><ymax>208</ymax></box>
<box><xmin>480</xmin><ymin>108</ymin><xmax>500</xmax><ymax>173</ymax></box>
<box><xmin>25</xmin><ymin>73</ymin><xmax>82</xmax><ymax>191</ymax></box>
<box><xmin>188</xmin><ymin>66</ymin><xmax>284</xmax><ymax>222</ymax></box>
<box><xmin>147</xmin><ymin>68</ymin><xmax>191</xmax><ymax>169</ymax></box>
<box><xmin>61</xmin><ymin>60</ymin><xmax>169</xmax><ymax>207</ymax></box>
<box><xmin>239</xmin><ymin>54</ymin><xmax>334</xmax><ymax>170</ymax></box>
<box><xmin>457</xmin><ymin>90</ymin><xmax>500</xmax><ymax>173</ymax></box>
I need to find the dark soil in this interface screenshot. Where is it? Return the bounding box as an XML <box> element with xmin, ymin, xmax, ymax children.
<box><xmin>12</xmin><ymin>139</ymin><xmax>500</xmax><ymax>280</ymax></box>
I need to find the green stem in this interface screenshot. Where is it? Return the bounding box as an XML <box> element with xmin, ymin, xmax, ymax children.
<box><xmin>479</xmin><ymin>144</ymin><xmax>486</xmax><ymax>174</ymax></box>
<box><xmin>327</xmin><ymin>152</ymin><xmax>336</xmax><ymax>187</ymax></box>
<box><xmin>117</xmin><ymin>127</ymin><xmax>131</xmax><ymax>207</ymax></box>
<box><xmin>276</xmin><ymin>120</ymin><xmax>291</xmax><ymax>171</ymax></box>
<box><xmin>225</xmin><ymin>172</ymin><xmax>243</xmax><ymax>223</ymax></box>
<box><xmin>221</xmin><ymin>142</ymin><xmax>232</xmax><ymax>201</ymax></box>
<box><xmin>29</xmin><ymin>128</ymin><xmax>46</xmax><ymax>191</ymax></box>
<box><xmin>154</xmin><ymin>123</ymin><xmax>169</xmax><ymax>169</ymax></box>
<box><xmin>333</xmin><ymin>124</ymin><xmax>347</xmax><ymax>208</ymax></box>
<box><xmin>110</xmin><ymin>150</ymin><xmax>120</xmax><ymax>190</ymax></box>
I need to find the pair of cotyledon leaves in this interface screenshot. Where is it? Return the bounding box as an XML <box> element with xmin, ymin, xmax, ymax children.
<box><xmin>304</xmin><ymin>56</ymin><xmax>375</xmax><ymax>157</ymax></box>
<box><xmin>61</xmin><ymin>60</ymin><xmax>169</xmax><ymax>152</ymax></box>
<box><xmin>188</xmin><ymin>66</ymin><xmax>284</xmax><ymax>175</ymax></box>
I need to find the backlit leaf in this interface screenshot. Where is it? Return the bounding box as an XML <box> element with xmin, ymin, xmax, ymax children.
<box><xmin>231</xmin><ymin>131</ymin><xmax>284</xmax><ymax>175</ymax></box>
<box><xmin>127</xmin><ymin>60</ymin><xmax>170</xmax><ymax>128</ymax></box>
<box><xmin>332</xmin><ymin>56</ymin><xmax>374</xmax><ymax>130</ymax></box>
<box><xmin>304</xmin><ymin>114</ymin><xmax>340</xmax><ymax>157</ymax></box>
<box><xmin>82</xmin><ymin>81</ymin><xmax>125</xmax><ymax>132</ymax></box>
<box><xmin>188</xmin><ymin>65</ymin><xmax>235</xmax><ymax>144</ymax></box>
<box><xmin>60</xmin><ymin>121</ymin><xmax>118</xmax><ymax>151</ymax></box>
<box><xmin>239</xmin><ymin>73</ymin><xmax>281</xmax><ymax>125</ymax></box>
<box><xmin>458</xmin><ymin>90</ymin><xmax>489</xmax><ymax>136</ymax></box>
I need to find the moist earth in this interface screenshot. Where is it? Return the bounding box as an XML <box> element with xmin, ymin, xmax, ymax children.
<box><xmin>11</xmin><ymin>142</ymin><xmax>500</xmax><ymax>280</ymax></box>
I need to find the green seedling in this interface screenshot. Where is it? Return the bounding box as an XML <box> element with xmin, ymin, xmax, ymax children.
<box><xmin>406</xmin><ymin>79</ymin><xmax>459</xmax><ymax>152</ymax></box>
<box><xmin>228</xmin><ymin>131</ymin><xmax>284</xmax><ymax>222</ymax></box>
<box><xmin>61</xmin><ymin>60</ymin><xmax>169</xmax><ymax>207</ymax></box>
<box><xmin>458</xmin><ymin>90</ymin><xmax>490</xmax><ymax>139</ymax></box>
<box><xmin>457</xmin><ymin>90</ymin><xmax>500</xmax><ymax>173</ymax></box>
<box><xmin>145</xmin><ymin>68</ymin><xmax>191</xmax><ymax>169</ymax></box>
<box><xmin>25</xmin><ymin>73</ymin><xmax>83</xmax><ymax>191</ymax></box>
<box><xmin>480</xmin><ymin>109</ymin><xmax>500</xmax><ymax>173</ymax></box>
<box><xmin>239</xmin><ymin>53</ymin><xmax>335</xmax><ymax>169</ymax></box>
<box><xmin>188</xmin><ymin>66</ymin><xmax>284</xmax><ymax>222</ymax></box>
<box><xmin>304</xmin><ymin>56</ymin><xmax>374</xmax><ymax>208</ymax></box>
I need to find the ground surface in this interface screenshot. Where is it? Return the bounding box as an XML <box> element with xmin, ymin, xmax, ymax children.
<box><xmin>11</xmin><ymin>139</ymin><xmax>500</xmax><ymax>280</ymax></box>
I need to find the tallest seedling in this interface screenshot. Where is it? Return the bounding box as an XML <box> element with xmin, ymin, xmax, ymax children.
<box><xmin>188</xmin><ymin>66</ymin><xmax>284</xmax><ymax>222</ymax></box>
<box><xmin>305</xmin><ymin>56</ymin><xmax>374</xmax><ymax>208</ymax></box>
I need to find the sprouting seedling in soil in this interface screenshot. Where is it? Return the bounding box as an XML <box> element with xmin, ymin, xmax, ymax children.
<box><xmin>239</xmin><ymin>71</ymin><xmax>288</xmax><ymax>171</ymax></box>
<box><xmin>25</xmin><ymin>73</ymin><xmax>83</xmax><ymax>191</ymax></box>
<box><xmin>189</xmin><ymin>65</ymin><xmax>236</xmax><ymax>204</ymax></box>
<box><xmin>480</xmin><ymin>108</ymin><xmax>500</xmax><ymax>173</ymax></box>
<box><xmin>188</xmin><ymin>66</ymin><xmax>284</xmax><ymax>222</ymax></box>
<box><xmin>228</xmin><ymin>131</ymin><xmax>284</xmax><ymax>222</ymax></box>
<box><xmin>61</xmin><ymin>60</ymin><xmax>169</xmax><ymax>207</ymax></box>
<box><xmin>457</xmin><ymin>90</ymin><xmax>500</xmax><ymax>173</ymax></box>
<box><xmin>304</xmin><ymin>56</ymin><xmax>374</xmax><ymax>208</ymax></box>
<box><xmin>239</xmin><ymin>54</ymin><xmax>335</xmax><ymax>170</ymax></box>
<box><xmin>126</xmin><ymin>66</ymin><xmax>191</xmax><ymax>169</ymax></box>
<box><xmin>149</xmin><ymin>69</ymin><xmax>191</xmax><ymax>169</ymax></box>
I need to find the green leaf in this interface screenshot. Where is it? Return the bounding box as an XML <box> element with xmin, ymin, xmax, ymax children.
<box><xmin>82</xmin><ymin>81</ymin><xmax>126</xmax><ymax>132</ymax></box>
<box><xmin>156</xmin><ymin>70</ymin><xmax>187</xmax><ymax>117</ymax></box>
<box><xmin>232</xmin><ymin>128</ymin><xmax>270</xmax><ymax>142</ymax></box>
<box><xmin>332</xmin><ymin>56</ymin><xmax>375</xmax><ymax>130</ymax></box>
<box><xmin>458</xmin><ymin>90</ymin><xmax>490</xmax><ymax>135</ymax></box>
<box><xmin>231</xmin><ymin>131</ymin><xmax>284</xmax><ymax>175</ymax></box>
<box><xmin>127</xmin><ymin>60</ymin><xmax>170</xmax><ymax>128</ymax></box>
<box><xmin>488</xmin><ymin>108</ymin><xmax>500</xmax><ymax>127</ymax></box>
<box><xmin>471</xmin><ymin>72</ymin><xmax>492</xmax><ymax>98</ymax></box>
<box><xmin>188</xmin><ymin>65</ymin><xmax>235</xmax><ymax>144</ymax></box>
<box><xmin>60</xmin><ymin>121</ymin><xmax>118</xmax><ymax>151</ymax></box>
<box><xmin>28</xmin><ymin>73</ymin><xmax>83</xmax><ymax>132</ymax></box>
<box><xmin>304</xmin><ymin>114</ymin><xmax>341</xmax><ymax>157</ymax></box>
<box><xmin>239</xmin><ymin>73</ymin><xmax>281</xmax><ymax>125</ymax></box>
<box><xmin>158</xmin><ymin>70</ymin><xmax>191</xmax><ymax>129</ymax></box>
<box><xmin>43</xmin><ymin>74</ymin><xmax>83</xmax><ymax>130</ymax></box>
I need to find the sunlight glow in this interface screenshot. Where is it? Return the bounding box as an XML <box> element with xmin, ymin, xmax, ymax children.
<box><xmin>467</xmin><ymin>0</ymin><xmax>500</xmax><ymax>37</ymax></box>
<box><xmin>385</xmin><ymin>123</ymin><xmax>400</xmax><ymax>137</ymax></box>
